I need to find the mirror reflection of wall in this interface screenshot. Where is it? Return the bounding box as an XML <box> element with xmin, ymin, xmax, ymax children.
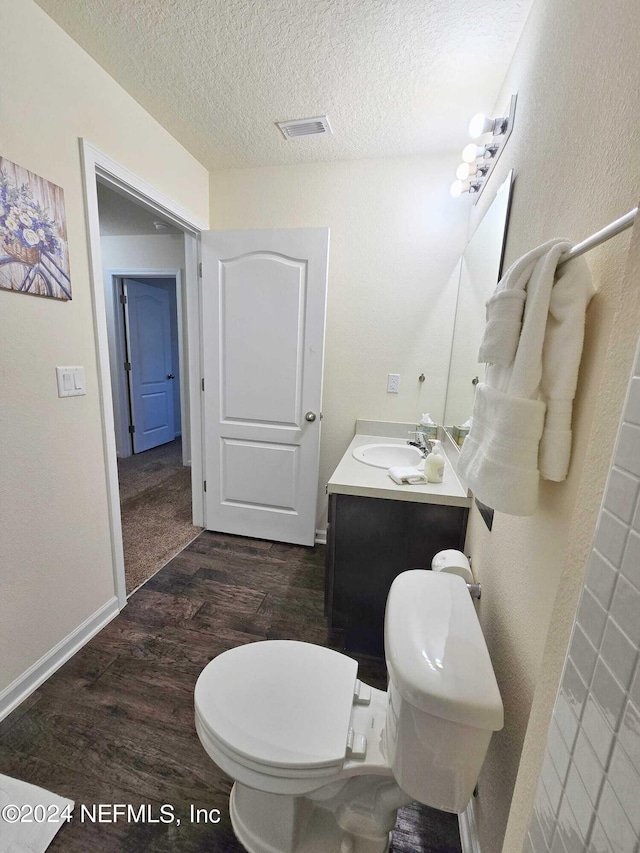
<box><xmin>443</xmin><ymin>170</ymin><xmax>514</xmax><ymax>433</ymax></box>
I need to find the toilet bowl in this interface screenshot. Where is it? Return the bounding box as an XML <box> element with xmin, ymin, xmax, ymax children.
<box><xmin>195</xmin><ymin>571</ymin><xmax>503</xmax><ymax>853</ymax></box>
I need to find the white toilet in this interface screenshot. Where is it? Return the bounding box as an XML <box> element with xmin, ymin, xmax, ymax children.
<box><xmin>194</xmin><ymin>570</ymin><xmax>503</xmax><ymax>853</ymax></box>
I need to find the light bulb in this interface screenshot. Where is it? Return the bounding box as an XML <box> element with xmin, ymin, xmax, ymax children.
<box><xmin>450</xmin><ymin>180</ymin><xmax>475</xmax><ymax>198</ymax></box>
<box><xmin>468</xmin><ymin>113</ymin><xmax>494</xmax><ymax>139</ymax></box>
<box><xmin>462</xmin><ymin>143</ymin><xmax>482</xmax><ymax>163</ymax></box>
<box><xmin>456</xmin><ymin>163</ymin><xmax>471</xmax><ymax>180</ymax></box>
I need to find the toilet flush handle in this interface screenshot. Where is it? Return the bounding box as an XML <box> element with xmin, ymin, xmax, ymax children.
<box><xmin>467</xmin><ymin>583</ymin><xmax>482</xmax><ymax>599</ymax></box>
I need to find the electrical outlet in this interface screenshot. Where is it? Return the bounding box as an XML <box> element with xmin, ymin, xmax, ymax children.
<box><xmin>387</xmin><ymin>373</ymin><xmax>400</xmax><ymax>394</ymax></box>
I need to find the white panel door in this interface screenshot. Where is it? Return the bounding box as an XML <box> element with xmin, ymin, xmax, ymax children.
<box><xmin>124</xmin><ymin>279</ymin><xmax>176</xmax><ymax>453</ymax></box>
<box><xmin>201</xmin><ymin>228</ymin><xmax>329</xmax><ymax>545</ymax></box>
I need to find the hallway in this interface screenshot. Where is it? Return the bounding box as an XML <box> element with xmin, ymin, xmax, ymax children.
<box><xmin>117</xmin><ymin>439</ymin><xmax>202</xmax><ymax>593</ymax></box>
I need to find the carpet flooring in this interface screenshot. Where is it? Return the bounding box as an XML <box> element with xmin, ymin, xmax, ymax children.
<box><xmin>0</xmin><ymin>531</ymin><xmax>462</xmax><ymax>853</ymax></box>
<box><xmin>117</xmin><ymin>439</ymin><xmax>202</xmax><ymax>593</ymax></box>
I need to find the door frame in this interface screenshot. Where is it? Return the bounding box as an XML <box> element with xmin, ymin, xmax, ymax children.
<box><xmin>108</xmin><ymin>270</ymin><xmax>185</xmax><ymax>463</ymax></box>
<box><xmin>80</xmin><ymin>139</ymin><xmax>208</xmax><ymax>608</ymax></box>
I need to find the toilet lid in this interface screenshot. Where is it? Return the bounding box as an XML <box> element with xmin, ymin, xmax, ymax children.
<box><xmin>195</xmin><ymin>640</ymin><xmax>358</xmax><ymax>770</ymax></box>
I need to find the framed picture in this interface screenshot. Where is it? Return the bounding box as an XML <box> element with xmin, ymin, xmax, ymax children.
<box><xmin>0</xmin><ymin>156</ymin><xmax>71</xmax><ymax>300</ymax></box>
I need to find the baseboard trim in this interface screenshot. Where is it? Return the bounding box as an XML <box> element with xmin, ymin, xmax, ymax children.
<box><xmin>315</xmin><ymin>528</ymin><xmax>327</xmax><ymax>545</ymax></box>
<box><xmin>0</xmin><ymin>596</ymin><xmax>120</xmax><ymax>722</ymax></box>
<box><xmin>458</xmin><ymin>797</ymin><xmax>481</xmax><ymax>853</ymax></box>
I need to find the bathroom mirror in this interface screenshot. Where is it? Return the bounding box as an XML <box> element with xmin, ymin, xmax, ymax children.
<box><xmin>443</xmin><ymin>170</ymin><xmax>514</xmax><ymax>432</ymax></box>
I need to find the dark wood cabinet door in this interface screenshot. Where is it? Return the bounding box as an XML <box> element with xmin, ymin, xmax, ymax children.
<box><xmin>326</xmin><ymin>494</ymin><xmax>468</xmax><ymax>657</ymax></box>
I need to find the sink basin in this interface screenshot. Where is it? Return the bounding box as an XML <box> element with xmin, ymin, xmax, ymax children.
<box><xmin>352</xmin><ymin>443</ymin><xmax>424</xmax><ymax>469</ymax></box>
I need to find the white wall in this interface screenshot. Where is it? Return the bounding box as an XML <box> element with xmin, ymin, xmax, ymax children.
<box><xmin>209</xmin><ymin>154</ymin><xmax>470</xmax><ymax>526</ymax></box>
<box><xmin>526</xmin><ymin>262</ymin><xmax>640</xmax><ymax>853</ymax></box>
<box><xmin>457</xmin><ymin>0</ymin><xmax>640</xmax><ymax>849</ymax></box>
<box><xmin>0</xmin><ymin>0</ymin><xmax>208</xmax><ymax>702</ymax></box>
<box><xmin>100</xmin><ymin>235</ymin><xmax>187</xmax><ymax>458</ymax></box>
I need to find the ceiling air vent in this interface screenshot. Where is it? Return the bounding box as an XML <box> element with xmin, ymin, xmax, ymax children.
<box><xmin>276</xmin><ymin>116</ymin><xmax>333</xmax><ymax>140</ymax></box>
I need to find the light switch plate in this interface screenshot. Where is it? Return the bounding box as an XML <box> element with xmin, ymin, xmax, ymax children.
<box><xmin>56</xmin><ymin>366</ymin><xmax>86</xmax><ymax>397</ymax></box>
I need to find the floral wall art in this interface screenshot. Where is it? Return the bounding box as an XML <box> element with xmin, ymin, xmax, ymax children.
<box><xmin>0</xmin><ymin>156</ymin><xmax>71</xmax><ymax>300</ymax></box>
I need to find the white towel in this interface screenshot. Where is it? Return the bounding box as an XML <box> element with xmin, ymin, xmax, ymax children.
<box><xmin>388</xmin><ymin>466</ymin><xmax>427</xmax><ymax>485</ymax></box>
<box><xmin>478</xmin><ymin>290</ymin><xmax>526</xmax><ymax>366</ymax></box>
<box><xmin>0</xmin><ymin>774</ymin><xmax>74</xmax><ymax>853</ymax></box>
<box><xmin>457</xmin><ymin>383</ymin><xmax>546</xmax><ymax>516</ymax></box>
<box><xmin>478</xmin><ymin>239</ymin><xmax>569</xmax><ymax>366</ymax></box>
<box><xmin>538</xmin><ymin>257</ymin><xmax>595</xmax><ymax>480</ymax></box>
<box><xmin>459</xmin><ymin>240</ymin><xmax>594</xmax><ymax>515</ymax></box>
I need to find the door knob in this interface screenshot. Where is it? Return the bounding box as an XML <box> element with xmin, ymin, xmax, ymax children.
<box><xmin>305</xmin><ymin>411</ymin><xmax>316</xmax><ymax>422</ymax></box>
<box><xmin>167</xmin><ymin>373</ymin><xmax>175</xmax><ymax>379</ymax></box>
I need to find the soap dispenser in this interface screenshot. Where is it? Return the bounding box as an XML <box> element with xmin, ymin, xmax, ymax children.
<box><xmin>425</xmin><ymin>440</ymin><xmax>445</xmax><ymax>484</ymax></box>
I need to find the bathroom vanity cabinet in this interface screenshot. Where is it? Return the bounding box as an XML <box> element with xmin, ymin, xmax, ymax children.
<box><xmin>325</xmin><ymin>493</ymin><xmax>468</xmax><ymax>657</ymax></box>
<box><xmin>325</xmin><ymin>429</ymin><xmax>470</xmax><ymax>658</ymax></box>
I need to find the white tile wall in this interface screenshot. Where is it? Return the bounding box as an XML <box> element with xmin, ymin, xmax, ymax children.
<box><xmin>526</xmin><ymin>339</ymin><xmax>640</xmax><ymax>853</ymax></box>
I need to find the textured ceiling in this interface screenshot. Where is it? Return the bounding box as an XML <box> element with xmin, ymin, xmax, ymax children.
<box><xmin>36</xmin><ymin>0</ymin><xmax>534</xmax><ymax>171</ymax></box>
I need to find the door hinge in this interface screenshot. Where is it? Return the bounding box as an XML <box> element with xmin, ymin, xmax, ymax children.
<box><xmin>198</xmin><ymin>262</ymin><xmax>203</xmax><ymax>278</ymax></box>
<box><xmin>201</xmin><ymin>378</ymin><xmax>205</xmax><ymax>392</ymax></box>
<box><xmin>120</xmin><ymin>293</ymin><xmax>127</xmax><ymax>304</ymax></box>
<box><xmin>203</xmin><ymin>480</ymin><xmax>207</xmax><ymax>492</ymax></box>
<box><xmin>128</xmin><ymin>424</ymin><xmax>136</xmax><ymax>434</ymax></box>
<box><xmin>124</xmin><ymin>361</ymin><xmax>131</xmax><ymax>371</ymax></box>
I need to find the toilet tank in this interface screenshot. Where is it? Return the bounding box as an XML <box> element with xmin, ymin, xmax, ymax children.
<box><xmin>383</xmin><ymin>570</ymin><xmax>503</xmax><ymax>813</ymax></box>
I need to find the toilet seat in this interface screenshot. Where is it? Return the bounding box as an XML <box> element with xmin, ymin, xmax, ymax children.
<box><xmin>195</xmin><ymin>641</ymin><xmax>360</xmax><ymax>787</ymax></box>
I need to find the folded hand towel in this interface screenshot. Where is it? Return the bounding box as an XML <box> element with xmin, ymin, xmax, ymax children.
<box><xmin>457</xmin><ymin>383</ymin><xmax>546</xmax><ymax>516</ymax></box>
<box><xmin>539</xmin><ymin>399</ymin><xmax>573</xmax><ymax>481</ymax></box>
<box><xmin>0</xmin><ymin>774</ymin><xmax>74</xmax><ymax>853</ymax></box>
<box><xmin>538</xmin><ymin>255</ymin><xmax>595</xmax><ymax>480</ymax></box>
<box><xmin>388</xmin><ymin>465</ymin><xmax>427</xmax><ymax>485</ymax></box>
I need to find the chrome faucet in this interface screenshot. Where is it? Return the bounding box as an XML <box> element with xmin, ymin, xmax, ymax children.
<box><xmin>407</xmin><ymin>431</ymin><xmax>433</xmax><ymax>455</ymax></box>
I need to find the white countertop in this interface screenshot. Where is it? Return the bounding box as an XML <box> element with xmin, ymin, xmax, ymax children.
<box><xmin>327</xmin><ymin>433</ymin><xmax>471</xmax><ymax>507</ymax></box>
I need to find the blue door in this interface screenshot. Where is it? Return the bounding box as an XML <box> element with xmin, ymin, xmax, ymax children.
<box><xmin>124</xmin><ymin>279</ymin><xmax>175</xmax><ymax>453</ymax></box>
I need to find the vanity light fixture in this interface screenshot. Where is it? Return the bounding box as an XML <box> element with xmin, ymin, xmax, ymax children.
<box><xmin>456</xmin><ymin>161</ymin><xmax>490</xmax><ymax>181</ymax></box>
<box><xmin>468</xmin><ymin>112</ymin><xmax>508</xmax><ymax>139</ymax></box>
<box><xmin>450</xmin><ymin>179</ymin><xmax>483</xmax><ymax>198</ymax></box>
<box><xmin>462</xmin><ymin>142</ymin><xmax>500</xmax><ymax>163</ymax></box>
<box><xmin>451</xmin><ymin>94</ymin><xmax>517</xmax><ymax>202</ymax></box>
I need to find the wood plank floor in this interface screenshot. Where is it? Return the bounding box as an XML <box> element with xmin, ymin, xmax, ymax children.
<box><xmin>0</xmin><ymin>532</ymin><xmax>462</xmax><ymax>852</ymax></box>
